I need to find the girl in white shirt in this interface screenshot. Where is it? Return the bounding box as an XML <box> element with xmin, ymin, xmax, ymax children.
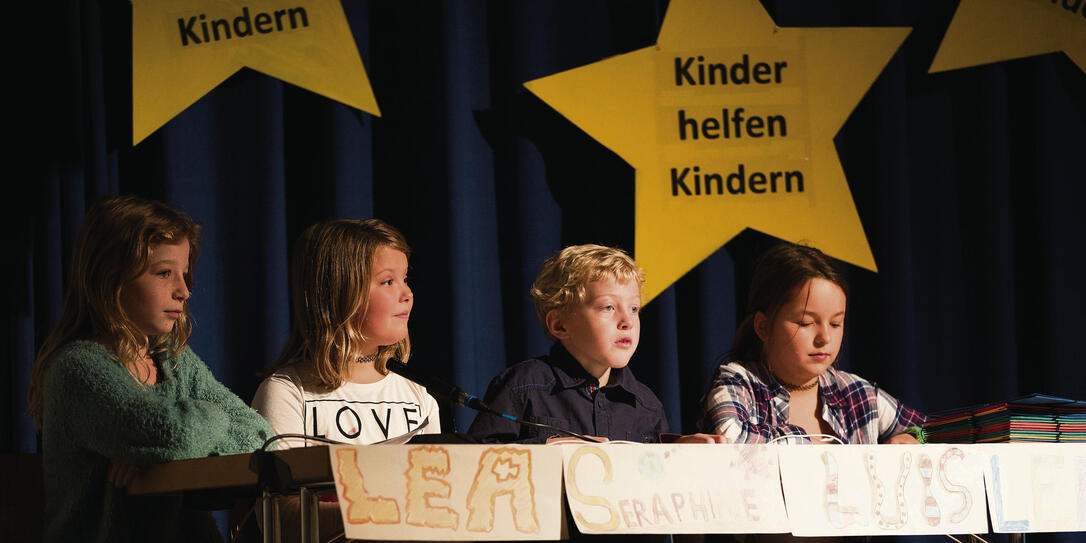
<box><xmin>253</xmin><ymin>219</ymin><xmax>440</xmax><ymax>447</ymax></box>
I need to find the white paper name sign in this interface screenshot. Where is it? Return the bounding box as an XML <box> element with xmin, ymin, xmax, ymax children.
<box><xmin>563</xmin><ymin>443</ymin><xmax>789</xmax><ymax>534</ymax></box>
<box><xmin>983</xmin><ymin>443</ymin><xmax>1086</xmax><ymax>533</ymax></box>
<box><xmin>329</xmin><ymin>444</ymin><xmax>564</xmax><ymax>540</ymax></box>
<box><xmin>778</xmin><ymin>445</ymin><xmax>987</xmax><ymax>536</ymax></box>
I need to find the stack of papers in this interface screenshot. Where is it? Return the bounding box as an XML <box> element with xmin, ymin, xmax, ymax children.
<box><xmin>924</xmin><ymin>394</ymin><xmax>1086</xmax><ymax>444</ymax></box>
<box><xmin>972</xmin><ymin>403</ymin><xmax>1058</xmax><ymax>443</ymax></box>
<box><xmin>1056</xmin><ymin>408</ymin><xmax>1086</xmax><ymax>442</ymax></box>
<box><xmin>923</xmin><ymin>410</ymin><xmax>976</xmax><ymax>443</ymax></box>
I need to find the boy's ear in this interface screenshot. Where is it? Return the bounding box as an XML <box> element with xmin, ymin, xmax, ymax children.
<box><xmin>545</xmin><ymin>309</ymin><xmax>570</xmax><ymax>339</ymax></box>
<box><xmin>753</xmin><ymin>311</ymin><xmax>770</xmax><ymax>342</ymax></box>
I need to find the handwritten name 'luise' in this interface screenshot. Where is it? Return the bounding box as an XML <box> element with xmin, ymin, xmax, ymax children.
<box><xmin>178</xmin><ymin>6</ymin><xmax>310</xmax><ymax>47</ymax></box>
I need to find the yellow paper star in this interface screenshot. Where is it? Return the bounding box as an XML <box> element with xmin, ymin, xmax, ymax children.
<box><xmin>132</xmin><ymin>0</ymin><xmax>379</xmax><ymax>144</ymax></box>
<box><xmin>525</xmin><ymin>0</ymin><xmax>909</xmax><ymax>301</ymax></box>
<box><xmin>931</xmin><ymin>0</ymin><xmax>1085</xmax><ymax>73</ymax></box>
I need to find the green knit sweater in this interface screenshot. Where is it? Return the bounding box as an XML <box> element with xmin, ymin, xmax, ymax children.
<box><xmin>41</xmin><ymin>340</ymin><xmax>271</xmax><ymax>543</ymax></box>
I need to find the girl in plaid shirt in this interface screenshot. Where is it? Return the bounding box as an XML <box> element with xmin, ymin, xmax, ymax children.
<box><xmin>701</xmin><ymin>243</ymin><xmax>924</xmax><ymax>444</ymax></box>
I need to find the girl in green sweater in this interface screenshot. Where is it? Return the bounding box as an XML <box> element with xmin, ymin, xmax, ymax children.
<box><xmin>27</xmin><ymin>195</ymin><xmax>271</xmax><ymax>543</ymax></box>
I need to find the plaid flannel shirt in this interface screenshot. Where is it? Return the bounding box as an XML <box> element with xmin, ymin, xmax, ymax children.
<box><xmin>701</xmin><ymin>362</ymin><xmax>924</xmax><ymax>444</ymax></box>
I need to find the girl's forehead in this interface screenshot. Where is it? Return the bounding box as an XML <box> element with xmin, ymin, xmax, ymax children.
<box><xmin>149</xmin><ymin>238</ymin><xmax>190</xmax><ymax>256</ymax></box>
<box><xmin>783</xmin><ymin>279</ymin><xmax>813</xmax><ymax>303</ymax></box>
<box><xmin>373</xmin><ymin>245</ymin><xmax>407</xmax><ymax>259</ymax></box>
<box><xmin>781</xmin><ymin>278</ymin><xmax>846</xmax><ymax>309</ymax></box>
<box><xmin>370</xmin><ymin>246</ymin><xmax>409</xmax><ymax>272</ymax></box>
<box><xmin>150</xmin><ymin>234</ymin><xmax>189</xmax><ymax>246</ymax></box>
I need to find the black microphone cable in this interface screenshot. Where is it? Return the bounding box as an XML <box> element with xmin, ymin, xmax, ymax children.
<box><xmin>260</xmin><ymin>433</ymin><xmax>349</xmax><ymax>452</ymax></box>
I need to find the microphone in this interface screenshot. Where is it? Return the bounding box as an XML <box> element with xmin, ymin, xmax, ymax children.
<box><xmin>385</xmin><ymin>358</ymin><xmax>490</xmax><ymax>412</ymax></box>
<box><xmin>384</xmin><ymin>357</ymin><xmax>601</xmax><ymax>443</ymax></box>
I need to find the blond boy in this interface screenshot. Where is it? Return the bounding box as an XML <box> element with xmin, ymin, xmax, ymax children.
<box><xmin>468</xmin><ymin>244</ymin><xmax>718</xmax><ymax>444</ymax></box>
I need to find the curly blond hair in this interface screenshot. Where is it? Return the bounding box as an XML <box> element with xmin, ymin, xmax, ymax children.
<box><xmin>531</xmin><ymin>244</ymin><xmax>644</xmax><ymax>340</ymax></box>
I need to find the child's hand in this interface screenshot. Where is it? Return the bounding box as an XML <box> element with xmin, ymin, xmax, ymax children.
<box><xmin>886</xmin><ymin>433</ymin><xmax>920</xmax><ymax>444</ymax></box>
<box><xmin>108</xmin><ymin>460</ymin><xmax>144</xmax><ymax>488</ymax></box>
<box><xmin>672</xmin><ymin>433</ymin><xmax>724</xmax><ymax>444</ymax></box>
<box><xmin>546</xmin><ymin>436</ymin><xmax>609</xmax><ymax>444</ymax></box>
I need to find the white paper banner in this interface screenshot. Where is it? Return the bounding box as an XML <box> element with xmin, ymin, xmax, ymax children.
<box><xmin>329</xmin><ymin>444</ymin><xmax>564</xmax><ymax>540</ymax></box>
<box><xmin>983</xmin><ymin>443</ymin><xmax>1086</xmax><ymax>533</ymax></box>
<box><xmin>778</xmin><ymin>445</ymin><xmax>987</xmax><ymax>536</ymax></box>
<box><xmin>563</xmin><ymin>443</ymin><xmax>789</xmax><ymax>534</ymax></box>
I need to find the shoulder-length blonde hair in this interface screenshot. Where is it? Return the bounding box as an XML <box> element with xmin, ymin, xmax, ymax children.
<box><xmin>273</xmin><ymin>219</ymin><xmax>411</xmax><ymax>391</ymax></box>
<box><xmin>28</xmin><ymin>195</ymin><xmax>201</xmax><ymax>427</ymax></box>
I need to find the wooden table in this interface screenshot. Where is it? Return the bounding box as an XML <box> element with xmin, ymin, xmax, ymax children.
<box><xmin>130</xmin><ymin>446</ymin><xmax>334</xmax><ymax>543</ymax></box>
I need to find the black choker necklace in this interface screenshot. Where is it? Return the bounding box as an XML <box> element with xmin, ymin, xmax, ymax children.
<box><xmin>773</xmin><ymin>372</ymin><xmax>818</xmax><ymax>392</ymax></box>
<box><xmin>356</xmin><ymin>354</ymin><xmax>377</xmax><ymax>364</ymax></box>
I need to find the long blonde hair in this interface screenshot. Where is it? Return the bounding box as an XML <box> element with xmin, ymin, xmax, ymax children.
<box><xmin>28</xmin><ymin>195</ymin><xmax>201</xmax><ymax>427</ymax></box>
<box><xmin>273</xmin><ymin>219</ymin><xmax>411</xmax><ymax>390</ymax></box>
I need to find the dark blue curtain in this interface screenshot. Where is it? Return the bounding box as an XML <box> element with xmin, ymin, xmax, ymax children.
<box><xmin>7</xmin><ymin>1</ymin><xmax>1086</xmax><ymax>539</ymax></box>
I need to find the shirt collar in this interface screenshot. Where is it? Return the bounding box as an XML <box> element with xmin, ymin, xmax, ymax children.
<box><xmin>547</xmin><ymin>342</ymin><xmax>639</xmax><ymax>397</ymax></box>
<box><xmin>817</xmin><ymin>366</ymin><xmax>847</xmax><ymax>408</ymax></box>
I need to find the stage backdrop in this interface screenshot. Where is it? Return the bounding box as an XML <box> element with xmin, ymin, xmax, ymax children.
<box><xmin>7</xmin><ymin>1</ymin><xmax>1085</xmax><ymax>539</ymax></box>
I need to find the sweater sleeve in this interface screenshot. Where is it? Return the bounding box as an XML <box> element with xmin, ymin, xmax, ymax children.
<box><xmin>44</xmin><ymin>343</ymin><xmax>233</xmax><ymax>465</ymax></box>
<box><xmin>179</xmin><ymin>348</ymin><xmax>271</xmax><ymax>455</ymax></box>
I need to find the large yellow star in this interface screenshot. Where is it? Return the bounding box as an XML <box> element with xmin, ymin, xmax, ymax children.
<box><xmin>132</xmin><ymin>0</ymin><xmax>379</xmax><ymax>144</ymax></box>
<box><xmin>525</xmin><ymin>0</ymin><xmax>909</xmax><ymax>302</ymax></box>
<box><xmin>931</xmin><ymin>0</ymin><xmax>1085</xmax><ymax>73</ymax></box>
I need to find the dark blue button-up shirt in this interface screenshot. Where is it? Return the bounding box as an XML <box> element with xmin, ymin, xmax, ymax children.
<box><xmin>467</xmin><ymin>343</ymin><xmax>669</xmax><ymax>443</ymax></box>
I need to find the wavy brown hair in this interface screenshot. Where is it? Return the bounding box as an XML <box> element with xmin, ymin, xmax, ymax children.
<box><xmin>729</xmin><ymin>242</ymin><xmax>849</xmax><ymax>377</ymax></box>
<box><xmin>28</xmin><ymin>195</ymin><xmax>201</xmax><ymax>427</ymax></box>
<box><xmin>272</xmin><ymin>219</ymin><xmax>411</xmax><ymax>390</ymax></box>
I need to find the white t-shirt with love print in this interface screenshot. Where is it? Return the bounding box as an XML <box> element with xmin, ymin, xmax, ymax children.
<box><xmin>253</xmin><ymin>366</ymin><xmax>441</xmax><ymax>448</ymax></box>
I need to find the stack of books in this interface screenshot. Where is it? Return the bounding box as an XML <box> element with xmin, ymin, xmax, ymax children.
<box><xmin>924</xmin><ymin>394</ymin><xmax>1086</xmax><ymax>444</ymax></box>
